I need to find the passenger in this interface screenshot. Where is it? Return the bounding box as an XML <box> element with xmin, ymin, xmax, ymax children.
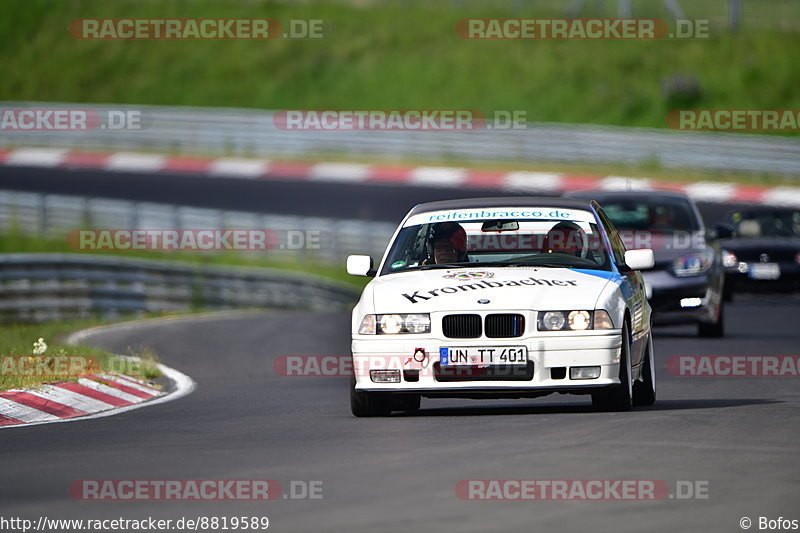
<box><xmin>544</xmin><ymin>221</ymin><xmax>587</xmax><ymax>257</ymax></box>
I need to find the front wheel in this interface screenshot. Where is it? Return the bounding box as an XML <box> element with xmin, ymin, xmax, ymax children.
<box><xmin>698</xmin><ymin>301</ymin><xmax>725</xmax><ymax>338</ymax></box>
<box><xmin>633</xmin><ymin>331</ymin><xmax>656</xmax><ymax>406</ymax></box>
<box><xmin>350</xmin><ymin>376</ymin><xmax>392</xmax><ymax>417</ymax></box>
<box><xmin>395</xmin><ymin>394</ymin><xmax>421</xmax><ymax>412</ymax></box>
<box><xmin>592</xmin><ymin>322</ymin><xmax>633</xmax><ymax>412</ymax></box>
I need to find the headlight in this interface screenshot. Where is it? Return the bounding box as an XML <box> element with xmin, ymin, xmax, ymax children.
<box><xmin>671</xmin><ymin>250</ymin><xmax>714</xmax><ymax>277</ymax></box>
<box><xmin>537</xmin><ymin>310</ymin><xmax>615</xmax><ymax>331</ymax></box>
<box><xmin>379</xmin><ymin>314</ymin><xmax>403</xmax><ymax>334</ymax></box>
<box><xmin>593</xmin><ymin>310</ymin><xmax>615</xmax><ymax>329</ymax></box>
<box><xmin>358</xmin><ymin>314</ymin><xmax>376</xmax><ymax>334</ymax></box>
<box><xmin>722</xmin><ymin>250</ymin><xmax>738</xmax><ymax>268</ymax></box>
<box><xmin>539</xmin><ymin>311</ymin><xmax>566</xmax><ymax>331</ymax></box>
<box><xmin>403</xmin><ymin>313</ymin><xmax>431</xmax><ymax>333</ymax></box>
<box><xmin>567</xmin><ymin>310</ymin><xmax>591</xmax><ymax>330</ymax></box>
<box><xmin>358</xmin><ymin>314</ymin><xmax>431</xmax><ymax>335</ymax></box>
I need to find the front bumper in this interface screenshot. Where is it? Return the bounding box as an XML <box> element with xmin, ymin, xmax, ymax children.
<box><xmin>643</xmin><ymin>269</ymin><xmax>716</xmax><ymax>325</ymax></box>
<box><xmin>725</xmin><ymin>263</ymin><xmax>800</xmax><ymax>293</ymax></box>
<box><xmin>352</xmin><ymin>330</ymin><xmax>622</xmax><ymax>394</ymax></box>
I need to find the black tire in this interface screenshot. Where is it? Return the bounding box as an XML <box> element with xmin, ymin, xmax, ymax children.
<box><xmin>350</xmin><ymin>376</ymin><xmax>392</xmax><ymax>417</ymax></box>
<box><xmin>723</xmin><ymin>281</ymin><xmax>734</xmax><ymax>302</ymax></box>
<box><xmin>592</xmin><ymin>322</ymin><xmax>633</xmax><ymax>412</ymax></box>
<box><xmin>698</xmin><ymin>301</ymin><xmax>725</xmax><ymax>338</ymax></box>
<box><xmin>633</xmin><ymin>331</ymin><xmax>656</xmax><ymax>406</ymax></box>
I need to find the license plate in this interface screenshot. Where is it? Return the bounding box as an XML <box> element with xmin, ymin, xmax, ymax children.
<box><xmin>440</xmin><ymin>346</ymin><xmax>528</xmax><ymax>366</ymax></box>
<box><xmin>749</xmin><ymin>263</ymin><xmax>780</xmax><ymax>280</ymax></box>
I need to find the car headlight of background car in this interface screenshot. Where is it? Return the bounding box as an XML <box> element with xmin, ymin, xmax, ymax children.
<box><xmin>722</xmin><ymin>249</ymin><xmax>738</xmax><ymax>269</ymax></box>
<box><xmin>358</xmin><ymin>314</ymin><xmax>431</xmax><ymax>334</ymax></box>
<box><xmin>537</xmin><ymin>310</ymin><xmax>615</xmax><ymax>331</ymax></box>
<box><xmin>671</xmin><ymin>250</ymin><xmax>715</xmax><ymax>277</ymax></box>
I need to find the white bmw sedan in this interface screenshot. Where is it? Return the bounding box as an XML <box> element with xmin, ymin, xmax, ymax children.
<box><xmin>346</xmin><ymin>197</ymin><xmax>656</xmax><ymax>416</ymax></box>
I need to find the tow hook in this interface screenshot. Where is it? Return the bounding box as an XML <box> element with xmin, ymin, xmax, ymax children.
<box><xmin>413</xmin><ymin>347</ymin><xmax>428</xmax><ymax>367</ymax></box>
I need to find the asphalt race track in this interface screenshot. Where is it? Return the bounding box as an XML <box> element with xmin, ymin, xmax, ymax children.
<box><xmin>1</xmin><ymin>166</ymin><xmax>799</xmax><ymax>532</ymax></box>
<box><xmin>2</xmin><ymin>302</ymin><xmax>799</xmax><ymax>532</ymax></box>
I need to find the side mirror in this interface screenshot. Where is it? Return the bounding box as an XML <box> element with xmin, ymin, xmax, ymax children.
<box><xmin>715</xmin><ymin>223</ymin><xmax>735</xmax><ymax>240</ymax></box>
<box><xmin>624</xmin><ymin>249</ymin><xmax>655</xmax><ymax>271</ymax></box>
<box><xmin>347</xmin><ymin>255</ymin><xmax>375</xmax><ymax>277</ymax></box>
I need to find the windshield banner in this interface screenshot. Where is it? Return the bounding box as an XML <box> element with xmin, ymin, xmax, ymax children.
<box><xmin>405</xmin><ymin>207</ymin><xmax>596</xmax><ymax>227</ymax></box>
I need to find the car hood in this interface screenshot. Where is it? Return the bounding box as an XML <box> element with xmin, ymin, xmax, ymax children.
<box><xmin>367</xmin><ymin>267</ymin><xmax>614</xmax><ymax>313</ymax></box>
<box><xmin>642</xmin><ymin>232</ymin><xmax>708</xmax><ymax>266</ymax></box>
<box><xmin>720</xmin><ymin>237</ymin><xmax>800</xmax><ymax>261</ymax></box>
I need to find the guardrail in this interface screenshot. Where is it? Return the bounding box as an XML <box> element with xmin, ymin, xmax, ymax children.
<box><xmin>0</xmin><ymin>189</ymin><xmax>396</xmax><ymax>263</ymax></box>
<box><xmin>0</xmin><ymin>253</ymin><xmax>360</xmax><ymax>323</ymax></box>
<box><xmin>2</xmin><ymin>101</ymin><xmax>798</xmax><ymax>175</ymax></box>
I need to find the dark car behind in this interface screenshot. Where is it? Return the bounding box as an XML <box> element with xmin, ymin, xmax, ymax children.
<box><xmin>566</xmin><ymin>190</ymin><xmax>726</xmax><ymax>337</ymax></box>
<box><xmin>720</xmin><ymin>207</ymin><xmax>800</xmax><ymax>295</ymax></box>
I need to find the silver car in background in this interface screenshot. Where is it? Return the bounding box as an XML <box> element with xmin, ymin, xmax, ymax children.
<box><xmin>565</xmin><ymin>190</ymin><xmax>726</xmax><ymax>337</ymax></box>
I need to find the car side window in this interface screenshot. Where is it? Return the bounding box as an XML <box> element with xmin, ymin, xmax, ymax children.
<box><xmin>596</xmin><ymin>207</ymin><xmax>627</xmax><ymax>266</ymax></box>
<box><xmin>380</xmin><ymin>225</ymin><xmax>429</xmax><ymax>274</ymax></box>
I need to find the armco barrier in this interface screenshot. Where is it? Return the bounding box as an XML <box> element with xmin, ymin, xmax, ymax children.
<box><xmin>2</xmin><ymin>101</ymin><xmax>798</xmax><ymax>175</ymax></box>
<box><xmin>0</xmin><ymin>189</ymin><xmax>396</xmax><ymax>263</ymax></box>
<box><xmin>0</xmin><ymin>253</ymin><xmax>360</xmax><ymax>323</ymax></box>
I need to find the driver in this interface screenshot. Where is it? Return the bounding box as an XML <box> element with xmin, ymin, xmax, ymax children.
<box><xmin>544</xmin><ymin>221</ymin><xmax>587</xmax><ymax>257</ymax></box>
<box><xmin>424</xmin><ymin>222</ymin><xmax>468</xmax><ymax>264</ymax></box>
<box><xmin>650</xmin><ymin>205</ymin><xmax>673</xmax><ymax>228</ymax></box>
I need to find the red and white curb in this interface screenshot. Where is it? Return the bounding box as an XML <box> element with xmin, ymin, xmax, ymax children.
<box><xmin>0</xmin><ymin>373</ymin><xmax>163</xmax><ymax>427</ymax></box>
<box><xmin>0</xmin><ymin>360</ymin><xmax>195</xmax><ymax>430</ymax></box>
<box><xmin>2</xmin><ymin>147</ymin><xmax>799</xmax><ymax>207</ymax></box>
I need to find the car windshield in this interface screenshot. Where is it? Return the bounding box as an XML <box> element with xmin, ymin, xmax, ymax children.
<box><xmin>597</xmin><ymin>197</ymin><xmax>700</xmax><ymax>231</ymax></box>
<box><xmin>728</xmin><ymin>210</ymin><xmax>800</xmax><ymax>238</ymax></box>
<box><xmin>380</xmin><ymin>216</ymin><xmax>612</xmax><ymax>275</ymax></box>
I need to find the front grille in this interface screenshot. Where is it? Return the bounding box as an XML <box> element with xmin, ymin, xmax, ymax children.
<box><xmin>442</xmin><ymin>314</ymin><xmax>482</xmax><ymax>338</ymax></box>
<box><xmin>738</xmin><ymin>250</ymin><xmax>795</xmax><ymax>262</ymax></box>
<box><xmin>434</xmin><ymin>361</ymin><xmax>534</xmax><ymax>382</ymax></box>
<box><xmin>485</xmin><ymin>314</ymin><xmax>525</xmax><ymax>338</ymax></box>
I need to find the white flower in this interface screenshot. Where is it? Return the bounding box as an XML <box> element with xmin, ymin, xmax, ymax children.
<box><xmin>32</xmin><ymin>337</ymin><xmax>47</xmax><ymax>355</ymax></box>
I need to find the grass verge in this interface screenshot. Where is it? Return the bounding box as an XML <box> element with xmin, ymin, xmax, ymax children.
<box><xmin>1</xmin><ymin>0</ymin><xmax>798</xmax><ymax>133</ymax></box>
<box><xmin>0</xmin><ymin>319</ymin><xmax>161</xmax><ymax>392</ymax></box>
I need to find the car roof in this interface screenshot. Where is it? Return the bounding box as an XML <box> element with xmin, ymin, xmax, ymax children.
<box><xmin>727</xmin><ymin>206</ymin><xmax>800</xmax><ymax>215</ymax></box>
<box><xmin>565</xmin><ymin>188</ymin><xmax>705</xmax><ymax>230</ymax></box>
<box><xmin>407</xmin><ymin>196</ymin><xmax>595</xmax><ymax>217</ymax></box>
<box><xmin>564</xmin><ymin>189</ymin><xmax>691</xmax><ymax>201</ymax></box>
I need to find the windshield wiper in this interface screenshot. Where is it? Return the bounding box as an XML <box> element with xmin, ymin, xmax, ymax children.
<box><xmin>476</xmin><ymin>261</ymin><xmax>568</xmax><ymax>268</ymax></box>
<box><xmin>521</xmin><ymin>263</ymin><xmax>573</xmax><ymax>269</ymax></box>
<box><xmin>413</xmin><ymin>263</ymin><xmax>468</xmax><ymax>270</ymax></box>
